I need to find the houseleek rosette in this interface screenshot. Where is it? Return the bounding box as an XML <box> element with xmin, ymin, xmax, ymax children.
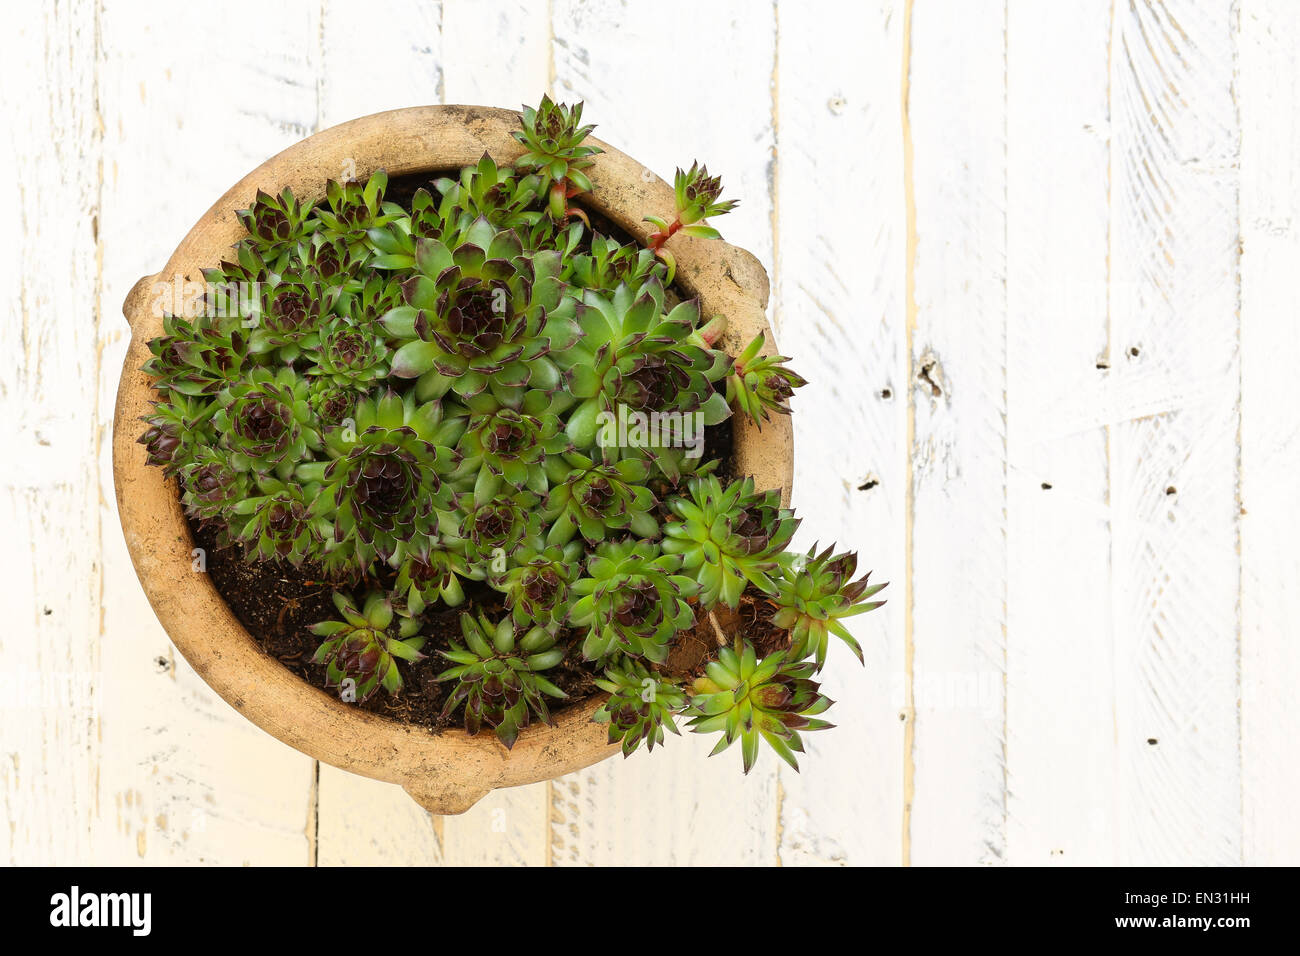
<box><xmin>661</xmin><ymin>475</ymin><xmax>798</xmax><ymax>608</ymax></box>
<box><xmin>568</xmin><ymin>539</ymin><xmax>698</xmax><ymax>663</ymax></box>
<box><xmin>212</xmin><ymin>367</ymin><xmax>320</xmax><ymax>478</ymax></box>
<box><xmin>447</xmin><ymin>387</ymin><xmax>568</xmax><ymax>500</ymax></box>
<box><xmin>235</xmin><ymin>186</ymin><xmax>317</xmax><ymax>268</ymax></box>
<box><xmin>247</xmin><ymin>280</ymin><xmax>340</xmax><ymax>361</ymax></box>
<box><xmin>311</xmin><ymin>591</ymin><xmax>425</xmax><ymax>702</ymax></box>
<box><xmin>593</xmin><ymin>659</ymin><xmax>687</xmax><ymax>757</ymax></box>
<box><xmin>391</xmin><ymin>538</ymin><xmax>481</xmax><ymax>615</ymax></box>
<box><xmin>309</xmin><ymin>318</ymin><xmax>389</xmax><ymax>388</ymax></box>
<box><xmin>312</xmin><ymin>169</ymin><xmax>403</xmax><ymax>253</ymax></box>
<box><xmin>686</xmin><ymin>639</ymin><xmax>833</xmax><ymax>774</ymax></box>
<box><xmin>489</xmin><ymin>542</ymin><xmax>583</xmax><ymax>627</ymax></box>
<box><xmin>446</xmin><ymin>488</ymin><xmax>544</xmax><ymax>565</ymax></box>
<box><xmin>227</xmin><ymin>477</ymin><xmax>322</xmax><ymax>567</ymax></box>
<box><xmin>540</xmin><ymin>452</ymin><xmax>659</xmax><ymax>546</ymax></box>
<box><xmin>726</xmin><ymin>331</ymin><xmax>807</xmax><ymax>428</ymax></box>
<box><xmin>382</xmin><ymin>217</ymin><xmax>580</xmax><ymax>400</ymax></box>
<box><xmin>437</xmin><ymin>612</ymin><xmax>567</xmax><ymax>749</ymax></box>
<box><xmin>143</xmin><ymin>312</ymin><xmax>250</xmax><ymax>397</ymax></box>
<box><xmin>177</xmin><ymin>451</ymin><xmax>250</xmax><ymax>522</ymax></box>
<box><xmin>512</xmin><ymin>95</ymin><xmax>602</xmax><ymax>221</ymax></box>
<box><xmin>773</xmin><ymin>546</ymin><xmax>888</xmax><ymax>668</ymax></box>
<box><xmin>310</xmin><ymin>390</ymin><xmax>462</xmax><ymax>566</ymax></box>
<box><xmin>553</xmin><ymin>279</ymin><xmax>731</xmax><ymax>449</ymax></box>
<box><xmin>137</xmin><ymin>392</ymin><xmax>216</xmax><ymax>478</ymax></box>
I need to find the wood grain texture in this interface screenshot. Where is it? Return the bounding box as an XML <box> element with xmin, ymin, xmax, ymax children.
<box><xmin>905</xmin><ymin>0</ymin><xmax>1011</xmax><ymax>866</ymax></box>
<box><xmin>547</xmin><ymin>0</ymin><xmax>782</xmax><ymax>866</ymax></box>
<box><xmin>1108</xmin><ymin>0</ymin><xmax>1242</xmax><ymax>865</ymax></box>
<box><xmin>94</xmin><ymin>0</ymin><xmax>321</xmax><ymax>865</ymax></box>
<box><xmin>1004</xmin><ymin>0</ymin><xmax>1117</xmax><ymax>866</ymax></box>
<box><xmin>312</xmin><ymin>0</ymin><xmax>558</xmax><ymax>867</ymax></box>
<box><xmin>773</xmin><ymin>0</ymin><xmax>907</xmax><ymax>867</ymax></box>
<box><xmin>1238</xmin><ymin>0</ymin><xmax>1300</xmax><ymax>866</ymax></box>
<box><xmin>5</xmin><ymin>0</ymin><xmax>1294</xmax><ymax>866</ymax></box>
<box><xmin>1</xmin><ymin>0</ymin><xmax>103</xmax><ymax>866</ymax></box>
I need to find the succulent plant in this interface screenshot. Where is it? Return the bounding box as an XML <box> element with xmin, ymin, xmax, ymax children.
<box><xmin>247</xmin><ymin>280</ymin><xmax>340</xmax><ymax>361</ymax></box>
<box><xmin>178</xmin><ymin>450</ymin><xmax>250</xmax><ymax>521</ymax></box>
<box><xmin>645</xmin><ymin>163</ymin><xmax>739</xmax><ymax>282</ymax></box>
<box><xmin>726</xmin><ymin>331</ymin><xmax>807</xmax><ymax>427</ymax></box>
<box><xmin>774</xmin><ymin>546</ymin><xmax>888</xmax><ymax>668</ymax></box>
<box><xmin>569</xmin><ymin>539</ymin><xmax>698</xmax><ymax>663</ymax></box>
<box><xmin>437</xmin><ymin>612</ymin><xmax>566</xmax><ymax>748</ymax></box>
<box><xmin>310</xmin><ymin>318</ymin><xmax>389</xmax><ymax>387</ymax></box>
<box><xmin>137</xmin><ymin>96</ymin><xmax>882</xmax><ymax>772</ymax></box>
<box><xmin>432</xmin><ymin>152</ymin><xmax>546</xmax><ymax>241</ymax></box>
<box><xmin>564</xmin><ymin>232</ymin><xmax>663</xmax><ymax>291</ymax></box>
<box><xmin>687</xmin><ymin>639</ymin><xmax>833</xmax><ymax>774</ymax></box>
<box><xmin>541</xmin><ymin>452</ymin><xmax>659</xmax><ymax>546</ymax></box>
<box><xmin>448</xmin><ymin>388</ymin><xmax>568</xmax><ymax>499</ymax></box>
<box><xmin>316</xmin><ymin>389</ymin><xmax>461</xmax><ymax>566</ymax></box>
<box><xmin>228</xmin><ymin>477</ymin><xmax>322</xmax><ymax>567</ymax></box>
<box><xmin>293</xmin><ymin>230</ymin><xmax>365</xmax><ymax>286</ymax></box>
<box><xmin>311</xmin><ymin>591</ymin><xmax>426</xmax><ymax>702</ymax></box>
<box><xmin>137</xmin><ymin>392</ymin><xmax>216</xmax><ymax>477</ymax></box>
<box><xmin>593</xmin><ymin>659</ymin><xmax>687</xmax><ymax>756</ymax></box>
<box><xmin>489</xmin><ymin>541</ymin><xmax>583</xmax><ymax>627</ymax></box>
<box><xmin>392</xmin><ymin>538</ymin><xmax>479</xmax><ymax>614</ymax></box>
<box><xmin>313</xmin><ymin>170</ymin><xmax>402</xmax><ymax>252</ymax></box>
<box><xmin>512</xmin><ymin>95</ymin><xmax>602</xmax><ymax>222</ymax></box>
<box><xmin>236</xmin><ymin>187</ymin><xmax>317</xmax><ymax>266</ymax></box>
<box><xmin>383</xmin><ymin>218</ymin><xmax>580</xmax><ymax>399</ymax></box>
<box><xmin>143</xmin><ymin>312</ymin><xmax>251</xmax><ymax>397</ymax></box>
<box><xmin>553</xmin><ymin>279</ymin><xmax>731</xmax><ymax>448</ymax></box>
<box><xmin>306</xmin><ymin>378</ymin><xmax>356</xmax><ymax>428</ymax></box>
<box><xmin>212</xmin><ymin>367</ymin><xmax>320</xmax><ymax>478</ymax></box>
<box><xmin>447</xmin><ymin>487</ymin><xmax>544</xmax><ymax>565</ymax></box>
<box><xmin>661</xmin><ymin>475</ymin><xmax>798</xmax><ymax>608</ymax></box>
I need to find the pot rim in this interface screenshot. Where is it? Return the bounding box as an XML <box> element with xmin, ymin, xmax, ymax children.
<box><xmin>112</xmin><ymin>105</ymin><xmax>792</xmax><ymax>814</ymax></box>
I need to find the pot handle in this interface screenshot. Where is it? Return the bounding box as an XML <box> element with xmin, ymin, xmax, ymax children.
<box><xmin>122</xmin><ymin>272</ymin><xmax>161</xmax><ymax>339</ymax></box>
<box><xmin>403</xmin><ymin>780</ymin><xmax>491</xmax><ymax>816</ymax></box>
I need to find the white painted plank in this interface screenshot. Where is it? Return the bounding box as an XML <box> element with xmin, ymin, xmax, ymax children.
<box><xmin>92</xmin><ymin>0</ymin><xmax>322</xmax><ymax>864</ymax></box>
<box><xmin>1108</xmin><ymin>0</ymin><xmax>1242</xmax><ymax>865</ymax></box>
<box><xmin>433</xmin><ymin>0</ymin><xmax>554</xmax><ymax>866</ymax></box>
<box><xmin>1004</xmin><ymin>0</ymin><xmax>1117</xmax><ymax>865</ymax></box>
<box><xmin>548</xmin><ymin>0</ymin><xmax>781</xmax><ymax>865</ymax></box>
<box><xmin>772</xmin><ymin>0</ymin><xmax>907</xmax><ymax>867</ymax></box>
<box><xmin>317</xmin><ymin>0</ymin><xmax>444</xmax><ymax>127</ymax></box>
<box><xmin>0</xmin><ymin>0</ymin><xmax>101</xmax><ymax>864</ymax></box>
<box><xmin>312</xmin><ymin>0</ymin><xmax>555</xmax><ymax>866</ymax></box>
<box><xmin>1238</xmin><ymin>0</ymin><xmax>1300</xmax><ymax>867</ymax></box>
<box><xmin>441</xmin><ymin>0</ymin><xmax>551</xmax><ymax>106</ymax></box>
<box><xmin>905</xmin><ymin>0</ymin><xmax>1010</xmax><ymax>866</ymax></box>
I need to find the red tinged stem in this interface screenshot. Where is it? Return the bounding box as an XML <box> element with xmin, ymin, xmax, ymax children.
<box><xmin>648</xmin><ymin>218</ymin><xmax>682</xmax><ymax>251</ymax></box>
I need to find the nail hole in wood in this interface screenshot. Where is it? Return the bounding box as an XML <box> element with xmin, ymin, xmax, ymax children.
<box><xmin>918</xmin><ymin>361</ymin><xmax>941</xmax><ymax>397</ymax></box>
<box><xmin>1146</xmin><ymin>737</ymin><xmax>1158</xmax><ymax>746</ymax></box>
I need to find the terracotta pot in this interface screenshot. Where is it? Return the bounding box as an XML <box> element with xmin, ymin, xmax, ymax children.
<box><xmin>113</xmin><ymin>105</ymin><xmax>793</xmax><ymax>815</ymax></box>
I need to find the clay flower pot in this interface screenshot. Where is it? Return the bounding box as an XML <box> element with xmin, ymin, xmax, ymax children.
<box><xmin>113</xmin><ymin>106</ymin><xmax>793</xmax><ymax>814</ymax></box>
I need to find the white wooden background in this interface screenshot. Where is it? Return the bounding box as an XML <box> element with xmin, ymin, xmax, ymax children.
<box><xmin>2</xmin><ymin>0</ymin><xmax>1296</xmax><ymax>866</ymax></box>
